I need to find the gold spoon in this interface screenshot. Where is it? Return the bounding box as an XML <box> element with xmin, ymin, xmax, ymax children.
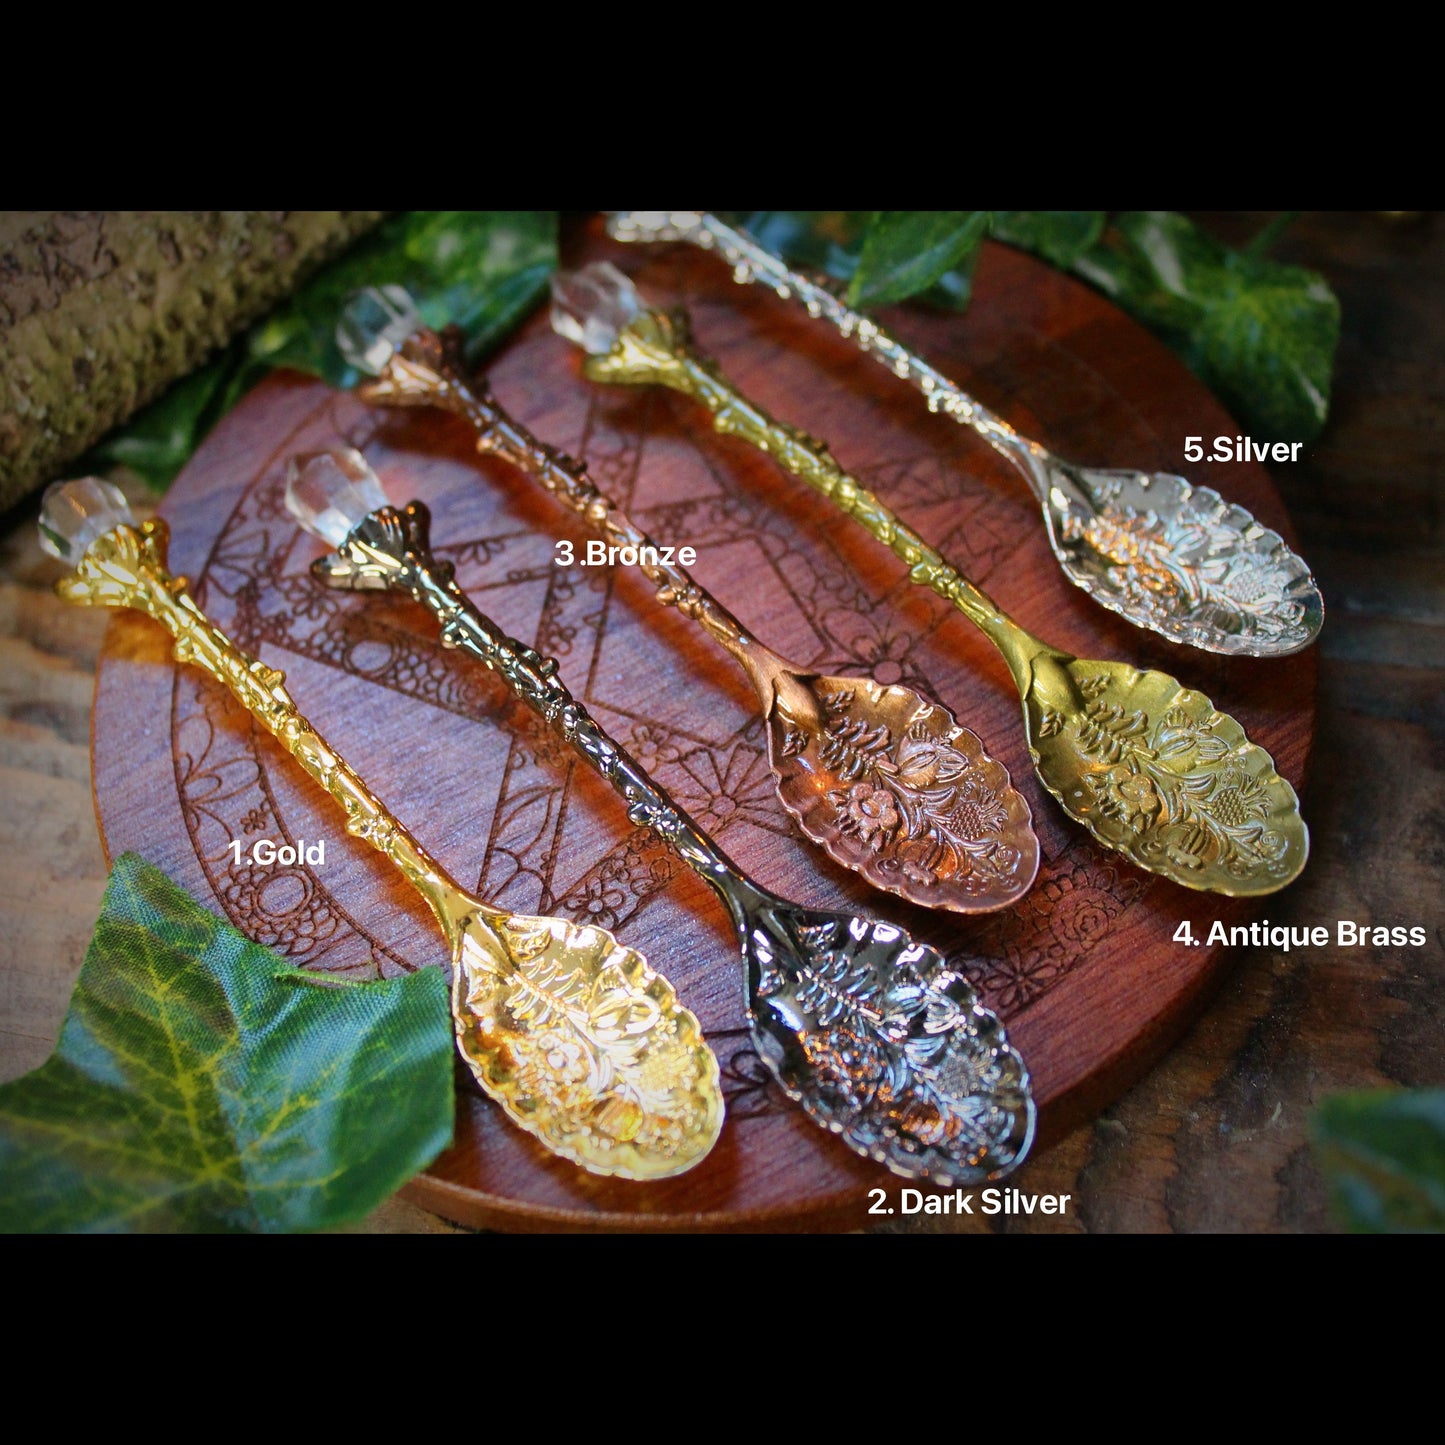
<box><xmin>39</xmin><ymin>477</ymin><xmax>723</xmax><ymax>1181</ymax></box>
<box><xmin>551</xmin><ymin>264</ymin><xmax>1311</xmax><ymax>898</ymax></box>
<box><xmin>333</xmin><ymin>288</ymin><xmax>1038</xmax><ymax>916</ymax></box>
<box><xmin>608</xmin><ymin>211</ymin><xmax>1325</xmax><ymax>660</ymax></box>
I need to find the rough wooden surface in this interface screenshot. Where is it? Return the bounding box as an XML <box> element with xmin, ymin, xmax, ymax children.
<box><xmin>0</xmin><ymin>211</ymin><xmax>1438</xmax><ymax>1233</ymax></box>
<box><xmin>0</xmin><ymin>210</ymin><xmax>386</xmax><ymax>509</ymax></box>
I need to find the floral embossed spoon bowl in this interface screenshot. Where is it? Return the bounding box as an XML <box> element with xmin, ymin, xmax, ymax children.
<box><xmin>552</xmin><ymin>263</ymin><xmax>1311</xmax><ymax>897</ymax></box>
<box><xmin>608</xmin><ymin>211</ymin><xmax>1325</xmax><ymax>659</ymax></box>
<box><xmin>333</xmin><ymin>286</ymin><xmax>1038</xmax><ymax>916</ymax></box>
<box><xmin>40</xmin><ymin>477</ymin><xmax>724</xmax><ymax>1181</ymax></box>
<box><xmin>285</xmin><ymin>449</ymin><xmax>1036</xmax><ymax>1184</ymax></box>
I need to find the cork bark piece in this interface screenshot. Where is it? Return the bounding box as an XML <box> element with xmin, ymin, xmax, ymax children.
<box><xmin>0</xmin><ymin>210</ymin><xmax>386</xmax><ymax>508</ymax></box>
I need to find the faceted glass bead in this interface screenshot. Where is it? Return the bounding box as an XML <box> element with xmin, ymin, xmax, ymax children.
<box><xmin>337</xmin><ymin>285</ymin><xmax>423</xmax><ymax>375</ymax></box>
<box><xmin>285</xmin><ymin>449</ymin><xmax>389</xmax><ymax>547</ymax></box>
<box><xmin>549</xmin><ymin>262</ymin><xmax>641</xmax><ymax>355</ymax></box>
<box><xmin>38</xmin><ymin>477</ymin><xmax>135</xmax><ymax>562</ymax></box>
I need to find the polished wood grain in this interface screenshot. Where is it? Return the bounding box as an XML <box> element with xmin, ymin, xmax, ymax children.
<box><xmin>83</xmin><ymin>224</ymin><xmax>1315</xmax><ymax>1230</ymax></box>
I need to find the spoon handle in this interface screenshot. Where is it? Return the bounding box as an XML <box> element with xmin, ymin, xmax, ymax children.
<box><xmin>55</xmin><ymin>508</ymin><xmax>730</xmax><ymax>1178</ymax></box>
<box><xmin>355</xmin><ymin>327</ymin><xmax>789</xmax><ymax>689</ymax></box>
<box><xmin>608</xmin><ymin>211</ymin><xmax>1051</xmax><ymax>498</ymax></box>
<box><xmin>583</xmin><ymin>308</ymin><xmax>1050</xmax><ymax>697</ymax></box>
<box><xmin>311</xmin><ymin>502</ymin><xmax>757</xmax><ymax>904</ymax></box>
<box><xmin>54</xmin><ymin>518</ymin><xmax>478</xmax><ymax>948</ymax></box>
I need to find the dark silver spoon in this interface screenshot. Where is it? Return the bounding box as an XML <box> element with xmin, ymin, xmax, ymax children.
<box><xmin>286</xmin><ymin>448</ymin><xmax>1036</xmax><ymax>1183</ymax></box>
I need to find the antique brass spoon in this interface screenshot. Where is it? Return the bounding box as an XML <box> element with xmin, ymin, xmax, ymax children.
<box><xmin>39</xmin><ymin>477</ymin><xmax>723</xmax><ymax>1181</ymax></box>
<box><xmin>608</xmin><ymin>211</ymin><xmax>1325</xmax><ymax>660</ymax></box>
<box><xmin>284</xmin><ymin>449</ymin><xmax>1036</xmax><ymax>1184</ymax></box>
<box><xmin>333</xmin><ymin>287</ymin><xmax>1038</xmax><ymax>915</ymax></box>
<box><xmin>552</xmin><ymin>264</ymin><xmax>1311</xmax><ymax>897</ymax></box>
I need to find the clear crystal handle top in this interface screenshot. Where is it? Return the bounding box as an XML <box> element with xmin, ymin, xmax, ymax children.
<box><xmin>286</xmin><ymin>450</ymin><xmax>389</xmax><ymax>547</ymax></box>
<box><xmin>39</xmin><ymin>477</ymin><xmax>135</xmax><ymax>562</ymax></box>
<box><xmin>337</xmin><ymin>284</ymin><xmax>425</xmax><ymax>376</ymax></box>
<box><xmin>550</xmin><ymin>262</ymin><xmax>644</xmax><ymax>355</ymax></box>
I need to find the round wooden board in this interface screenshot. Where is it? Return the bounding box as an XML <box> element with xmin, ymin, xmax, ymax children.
<box><xmin>92</xmin><ymin>222</ymin><xmax>1317</xmax><ymax>1232</ymax></box>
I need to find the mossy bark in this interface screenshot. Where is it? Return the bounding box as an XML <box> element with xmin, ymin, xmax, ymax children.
<box><xmin>0</xmin><ymin>211</ymin><xmax>387</xmax><ymax>510</ymax></box>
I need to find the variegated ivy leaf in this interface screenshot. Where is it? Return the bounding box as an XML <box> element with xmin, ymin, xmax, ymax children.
<box><xmin>0</xmin><ymin>853</ymin><xmax>454</xmax><ymax>1234</ymax></box>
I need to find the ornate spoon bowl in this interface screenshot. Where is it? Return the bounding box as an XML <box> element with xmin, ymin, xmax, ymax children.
<box><xmin>608</xmin><ymin>210</ymin><xmax>1325</xmax><ymax>659</ymax></box>
<box><xmin>39</xmin><ymin>478</ymin><xmax>723</xmax><ymax>1181</ymax></box>
<box><xmin>551</xmin><ymin>264</ymin><xmax>1311</xmax><ymax>897</ymax></box>
<box><xmin>285</xmin><ymin>450</ymin><xmax>1037</xmax><ymax>1183</ymax></box>
<box><xmin>333</xmin><ymin>290</ymin><xmax>1038</xmax><ymax>915</ymax></box>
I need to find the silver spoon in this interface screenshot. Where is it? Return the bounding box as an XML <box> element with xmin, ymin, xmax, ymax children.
<box><xmin>608</xmin><ymin>210</ymin><xmax>1325</xmax><ymax>659</ymax></box>
<box><xmin>285</xmin><ymin>448</ymin><xmax>1036</xmax><ymax>1184</ymax></box>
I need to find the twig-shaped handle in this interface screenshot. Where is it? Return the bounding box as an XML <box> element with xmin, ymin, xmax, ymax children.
<box><xmin>356</xmin><ymin>327</ymin><xmax>774</xmax><ymax>672</ymax></box>
<box><xmin>312</xmin><ymin>504</ymin><xmax>755</xmax><ymax>905</ymax></box>
<box><xmin>583</xmin><ymin>308</ymin><xmax>1053</xmax><ymax>695</ymax></box>
<box><xmin>57</xmin><ymin>519</ymin><xmax>471</xmax><ymax>947</ymax></box>
<box><xmin>607</xmin><ymin>211</ymin><xmax>1049</xmax><ymax>493</ymax></box>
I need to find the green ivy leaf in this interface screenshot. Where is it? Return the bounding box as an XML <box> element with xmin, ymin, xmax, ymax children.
<box><xmin>1072</xmin><ymin>210</ymin><xmax>1340</xmax><ymax>440</ymax></box>
<box><xmin>847</xmin><ymin>211</ymin><xmax>991</xmax><ymax>309</ymax></box>
<box><xmin>247</xmin><ymin>208</ymin><xmax>558</xmax><ymax>384</ymax></box>
<box><xmin>726</xmin><ymin>211</ymin><xmax>873</xmax><ymax>283</ymax></box>
<box><xmin>1311</xmin><ymin>1088</ymin><xmax>1445</xmax><ymax>1233</ymax></box>
<box><xmin>86</xmin><ymin>210</ymin><xmax>559</xmax><ymax>491</ymax></box>
<box><xmin>0</xmin><ymin>853</ymin><xmax>454</xmax><ymax>1233</ymax></box>
<box><xmin>83</xmin><ymin>346</ymin><xmax>243</xmax><ymax>491</ymax></box>
<box><xmin>992</xmin><ymin>211</ymin><xmax>1106</xmax><ymax>268</ymax></box>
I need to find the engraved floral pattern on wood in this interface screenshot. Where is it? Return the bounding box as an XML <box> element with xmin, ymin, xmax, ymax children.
<box><xmin>713</xmin><ymin>1029</ymin><xmax>790</xmax><ymax>1119</ymax></box>
<box><xmin>768</xmin><ymin>678</ymin><xmax>1038</xmax><ymax>910</ymax></box>
<box><xmin>172</xmin><ymin>674</ymin><xmax>413</xmax><ymax>979</ymax></box>
<box><xmin>953</xmin><ymin>838</ymin><xmax>1153</xmax><ymax>1012</ymax></box>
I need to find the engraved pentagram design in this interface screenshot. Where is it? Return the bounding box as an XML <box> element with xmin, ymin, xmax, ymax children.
<box><xmin>92</xmin><ymin>229</ymin><xmax>1315</xmax><ymax>1227</ymax></box>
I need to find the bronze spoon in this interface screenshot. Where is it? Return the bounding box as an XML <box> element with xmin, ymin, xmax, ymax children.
<box><xmin>334</xmin><ymin>289</ymin><xmax>1038</xmax><ymax>916</ymax></box>
<box><xmin>551</xmin><ymin>264</ymin><xmax>1311</xmax><ymax>898</ymax></box>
